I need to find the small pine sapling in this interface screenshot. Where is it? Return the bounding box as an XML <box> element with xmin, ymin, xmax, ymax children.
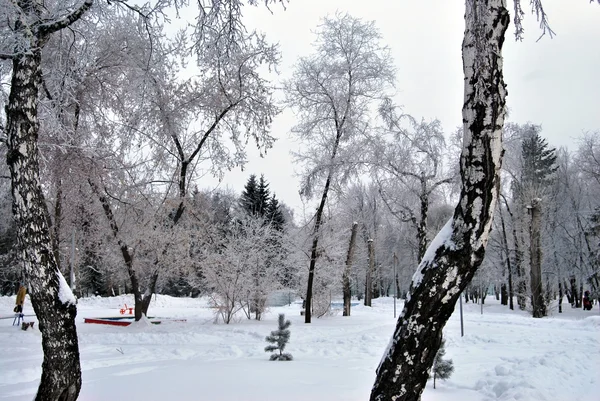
<box><xmin>265</xmin><ymin>313</ymin><xmax>293</xmax><ymax>361</ymax></box>
<box><xmin>431</xmin><ymin>337</ymin><xmax>454</xmax><ymax>389</ymax></box>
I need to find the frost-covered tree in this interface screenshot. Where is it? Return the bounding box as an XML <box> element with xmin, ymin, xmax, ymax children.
<box><xmin>265</xmin><ymin>313</ymin><xmax>293</xmax><ymax>361</ymax></box>
<box><xmin>371</xmin><ymin>1</ymin><xmax>599</xmax><ymax>400</ymax></box>
<box><xmin>507</xmin><ymin>125</ymin><xmax>558</xmax><ymax>317</ymax></box>
<box><xmin>285</xmin><ymin>13</ymin><xmax>395</xmax><ymax>323</ymax></box>
<box><xmin>201</xmin><ymin>214</ymin><xmax>288</xmax><ymax>323</ymax></box>
<box><xmin>431</xmin><ymin>337</ymin><xmax>454</xmax><ymax>389</ymax></box>
<box><xmin>0</xmin><ymin>1</ymin><xmax>93</xmax><ymax>398</ymax></box>
<box><xmin>371</xmin><ymin>0</ymin><xmax>509</xmax><ymax>399</ymax></box>
<box><xmin>374</xmin><ymin>110</ymin><xmax>455</xmax><ymax>261</ymax></box>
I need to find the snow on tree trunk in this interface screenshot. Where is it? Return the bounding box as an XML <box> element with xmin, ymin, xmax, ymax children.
<box><xmin>6</xmin><ymin>44</ymin><xmax>83</xmax><ymax>401</ymax></box>
<box><xmin>343</xmin><ymin>222</ymin><xmax>359</xmax><ymax>316</ymax></box>
<box><xmin>370</xmin><ymin>1</ymin><xmax>509</xmax><ymax>400</ymax></box>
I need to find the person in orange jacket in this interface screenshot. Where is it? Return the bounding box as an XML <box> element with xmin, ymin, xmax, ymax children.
<box><xmin>14</xmin><ymin>283</ymin><xmax>26</xmax><ymax>313</ymax></box>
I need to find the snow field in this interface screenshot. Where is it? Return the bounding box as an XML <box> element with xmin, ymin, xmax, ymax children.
<box><xmin>0</xmin><ymin>295</ymin><xmax>598</xmax><ymax>400</ymax></box>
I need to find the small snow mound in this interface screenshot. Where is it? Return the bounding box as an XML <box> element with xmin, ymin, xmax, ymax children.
<box><xmin>495</xmin><ymin>365</ymin><xmax>510</xmax><ymax>376</ymax></box>
<box><xmin>492</xmin><ymin>380</ymin><xmax>511</xmax><ymax>397</ymax></box>
<box><xmin>579</xmin><ymin>315</ymin><xmax>600</xmax><ymax>328</ymax></box>
<box><xmin>126</xmin><ymin>315</ymin><xmax>155</xmax><ymax>331</ymax></box>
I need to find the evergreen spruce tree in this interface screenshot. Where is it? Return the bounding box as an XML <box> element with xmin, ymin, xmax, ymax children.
<box><xmin>266</xmin><ymin>194</ymin><xmax>286</xmax><ymax>231</ymax></box>
<box><xmin>513</xmin><ymin>126</ymin><xmax>557</xmax><ymax>318</ymax></box>
<box><xmin>240</xmin><ymin>174</ymin><xmax>259</xmax><ymax>216</ymax></box>
<box><xmin>431</xmin><ymin>337</ymin><xmax>454</xmax><ymax>389</ymax></box>
<box><xmin>515</xmin><ymin>126</ymin><xmax>558</xmax><ymax>198</ymax></box>
<box><xmin>265</xmin><ymin>313</ymin><xmax>293</xmax><ymax>361</ymax></box>
<box><xmin>256</xmin><ymin>175</ymin><xmax>270</xmax><ymax>217</ymax></box>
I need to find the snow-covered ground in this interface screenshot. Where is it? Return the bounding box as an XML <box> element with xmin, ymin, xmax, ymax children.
<box><xmin>0</xmin><ymin>294</ymin><xmax>598</xmax><ymax>401</ymax></box>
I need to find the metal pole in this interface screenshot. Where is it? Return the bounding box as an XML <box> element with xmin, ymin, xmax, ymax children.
<box><xmin>459</xmin><ymin>291</ymin><xmax>464</xmax><ymax>337</ymax></box>
<box><xmin>69</xmin><ymin>231</ymin><xmax>76</xmax><ymax>291</ymax></box>
<box><xmin>393</xmin><ymin>252</ymin><xmax>398</xmax><ymax>318</ymax></box>
<box><xmin>70</xmin><ymin>230</ymin><xmax>76</xmax><ymax>296</ymax></box>
<box><xmin>481</xmin><ymin>288</ymin><xmax>484</xmax><ymax>315</ymax></box>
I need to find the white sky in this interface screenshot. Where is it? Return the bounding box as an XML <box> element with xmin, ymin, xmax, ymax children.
<box><xmin>203</xmin><ymin>0</ymin><xmax>600</xmax><ymax>215</ymax></box>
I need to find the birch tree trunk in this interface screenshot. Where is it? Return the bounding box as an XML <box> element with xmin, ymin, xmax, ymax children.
<box><xmin>343</xmin><ymin>222</ymin><xmax>359</xmax><ymax>316</ymax></box>
<box><xmin>417</xmin><ymin>177</ymin><xmax>429</xmax><ymax>261</ymax></box>
<box><xmin>370</xmin><ymin>1</ymin><xmax>509</xmax><ymax>399</ymax></box>
<box><xmin>4</xmin><ymin>2</ymin><xmax>93</xmax><ymax>399</ymax></box>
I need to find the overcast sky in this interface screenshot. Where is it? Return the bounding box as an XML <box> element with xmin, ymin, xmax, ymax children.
<box><xmin>203</xmin><ymin>0</ymin><xmax>600</xmax><ymax>216</ymax></box>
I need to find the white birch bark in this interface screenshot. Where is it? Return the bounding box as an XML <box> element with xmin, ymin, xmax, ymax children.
<box><xmin>3</xmin><ymin>1</ymin><xmax>93</xmax><ymax>399</ymax></box>
<box><xmin>370</xmin><ymin>1</ymin><xmax>509</xmax><ymax>400</ymax></box>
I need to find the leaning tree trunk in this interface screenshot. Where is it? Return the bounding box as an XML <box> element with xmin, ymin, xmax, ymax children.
<box><xmin>370</xmin><ymin>1</ymin><xmax>509</xmax><ymax>400</ymax></box>
<box><xmin>7</xmin><ymin>52</ymin><xmax>81</xmax><ymax>401</ymax></box>
<box><xmin>343</xmin><ymin>222</ymin><xmax>359</xmax><ymax>316</ymax></box>
<box><xmin>5</xmin><ymin>34</ymin><xmax>84</xmax><ymax>401</ymax></box>
<box><xmin>417</xmin><ymin>177</ymin><xmax>429</xmax><ymax>261</ymax></box>
<box><xmin>305</xmin><ymin>173</ymin><xmax>332</xmax><ymax>323</ymax></box>
<box><xmin>141</xmin><ymin>270</ymin><xmax>159</xmax><ymax>316</ymax></box>
<box><xmin>305</xmin><ymin>126</ymin><xmax>345</xmax><ymax>323</ymax></box>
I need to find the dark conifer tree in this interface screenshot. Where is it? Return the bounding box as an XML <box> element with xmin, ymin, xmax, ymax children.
<box><xmin>265</xmin><ymin>313</ymin><xmax>293</xmax><ymax>361</ymax></box>
<box><xmin>240</xmin><ymin>174</ymin><xmax>259</xmax><ymax>216</ymax></box>
<box><xmin>431</xmin><ymin>337</ymin><xmax>454</xmax><ymax>389</ymax></box>
<box><xmin>515</xmin><ymin>126</ymin><xmax>558</xmax><ymax>197</ymax></box>
<box><xmin>266</xmin><ymin>194</ymin><xmax>286</xmax><ymax>231</ymax></box>
<box><xmin>256</xmin><ymin>175</ymin><xmax>270</xmax><ymax>217</ymax></box>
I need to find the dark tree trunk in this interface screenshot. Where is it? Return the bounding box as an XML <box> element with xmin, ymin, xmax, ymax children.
<box><xmin>498</xmin><ymin>199</ymin><xmax>513</xmax><ymax>309</ymax></box>
<box><xmin>505</xmin><ymin>201</ymin><xmax>526</xmax><ymax>310</ymax></box>
<box><xmin>89</xmin><ymin>180</ymin><xmax>149</xmax><ymax>321</ymax></box>
<box><xmin>570</xmin><ymin>276</ymin><xmax>579</xmax><ymax>307</ymax></box>
<box><xmin>141</xmin><ymin>270</ymin><xmax>159</xmax><ymax>316</ymax></box>
<box><xmin>558</xmin><ymin>280</ymin><xmax>563</xmax><ymax>313</ymax></box>
<box><xmin>364</xmin><ymin>238</ymin><xmax>374</xmax><ymax>307</ymax></box>
<box><xmin>529</xmin><ymin>199</ymin><xmax>545</xmax><ymax>317</ymax></box>
<box><xmin>7</xmin><ymin>48</ymin><xmax>82</xmax><ymax>401</ymax></box>
<box><xmin>500</xmin><ymin>283</ymin><xmax>508</xmax><ymax>305</ymax></box>
<box><xmin>508</xmin><ymin>265</ymin><xmax>514</xmax><ymax>310</ymax></box>
<box><xmin>370</xmin><ymin>1</ymin><xmax>509</xmax><ymax>399</ymax></box>
<box><xmin>52</xmin><ymin>180</ymin><xmax>63</xmax><ymax>271</ymax></box>
<box><xmin>305</xmin><ymin>173</ymin><xmax>332</xmax><ymax>323</ymax></box>
<box><xmin>417</xmin><ymin>177</ymin><xmax>429</xmax><ymax>261</ymax></box>
<box><xmin>511</xmin><ymin>218</ymin><xmax>527</xmax><ymax>310</ymax></box>
<box><xmin>343</xmin><ymin>222</ymin><xmax>359</xmax><ymax>316</ymax></box>
<box><xmin>373</xmin><ymin>265</ymin><xmax>381</xmax><ymax>299</ymax></box>
<box><xmin>4</xmin><ymin>2</ymin><xmax>93</xmax><ymax>398</ymax></box>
